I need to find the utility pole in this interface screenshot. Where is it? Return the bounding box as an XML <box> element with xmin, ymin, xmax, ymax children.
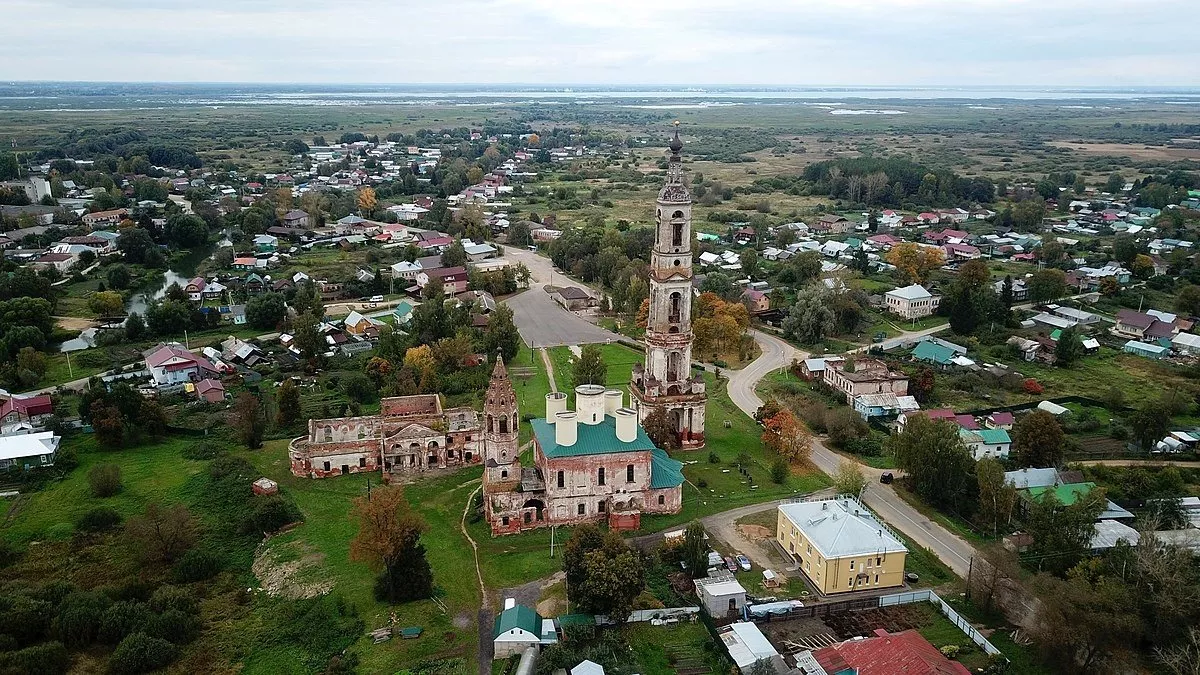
<box><xmin>550</xmin><ymin>524</ymin><xmax>556</xmax><ymax>558</ymax></box>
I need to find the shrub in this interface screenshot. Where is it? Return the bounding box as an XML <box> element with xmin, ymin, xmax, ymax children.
<box><xmin>144</xmin><ymin>609</ymin><xmax>200</xmax><ymax>645</ymax></box>
<box><xmin>770</xmin><ymin>457</ymin><xmax>789</xmax><ymax>484</ymax></box>
<box><xmin>109</xmin><ymin>633</ymin><xmax>178</xmax><ymax>674</ymax></box>
<box><xmin>0</xmin><ymin>593</ymin><xmax>53</xmax><ymax>646</ymax></box>
<box><xmin>52</xmin><ymin>591</ymin><xmax>110</xmax><ymax>648</ymax></box>
<box><xmin>98</xmin><ymin>601</ymin><xmax>152</xmax><ymax>644</ymax></box>
<box><xmin>697</xmin><ymin>479</ymin><xmax>708</xmax><ymax>489</ymax></box>
<box><xmin>0</xmin><ymin>539</ymin><xmax>21</xmax><ymax>569</ymax></box>
<box><xmin>707</xmin><ymin>452</ymin><xmax>720</xmax><ymax>464</ymax></box>
<box><xmin>181</xmin><ymin>440</ymin><xmax>225</xmax><ymax>460</ymax></box>
<box><xmin>77</xmin><ymin>507</ymin><xmax>122</xmax><ymax>532</ymax></box>
<box><xmin>147</xmin><ymin>586</ymin><xmax>196</xmax><ymax>616</ymax></box>
<box><xmin>1022</xmin><ymin>378</ymin><xmax>1043</xmax><ymax>394</ymax></box>
<box><xmin>172</xmin><ymin>549</ymin><xmax>221</xmax><ymax>583</ymax></box>
<box><xmin>247</xmin><ymin>495</ymin><xmax>300</xmax><ymax>534</ymax></box>
<box><xmin>88</xmin><ymin>464</ymin><xmax>122</xmax><ymax>498</ymax></box>
<box><xmin>0</xmin><ymin>641</ymin><xmax>69</xmax><ymax>675</ymax></box>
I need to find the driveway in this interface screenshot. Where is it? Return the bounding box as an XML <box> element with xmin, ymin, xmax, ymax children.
<box><xmin>504</xmin><ymin>284</ymin><xmax>622</xmax><ymax>348</ymax></box>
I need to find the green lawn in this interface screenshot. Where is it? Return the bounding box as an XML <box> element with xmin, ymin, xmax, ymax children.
<box><xmin>626</xmin><ymin>622</ymin><xmax>728</xmax><ymax>675</ymax></box>
<box><xmin>509</xmin><ymin>341</ymin><xmax>552</xmax><ymax>444</ymax></box>
<box><xmin>989</xmin><ymin>346</ymin><xmax>1199</xmax><ymax>408</ymax></box>
<box><xmin>547</xmin><ymin>342</ymin><xmax>643</xmax><ymax>405</ymax></box>
<box><xmin>891</xmin><ymin>482</ymin><xmax>992</xmax><ymax>546</ymax></box>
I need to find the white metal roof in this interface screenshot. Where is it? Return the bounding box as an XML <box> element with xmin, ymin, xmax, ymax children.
<box><xmin>885</xmin><ymin>284</ymin><xmax>931</xmax><ymax>300</ymax></box>
<box><xmin>777</xmin><ymin>499</ymin><xmax>907</xmax><ymax>559</ymax></box>
<box><xmin>1004</xmin><ymin>467</ymin><xmax>1059</xmax><ymax>489</ymax></box>
<box><xmin>1090</xmin><ymin>519</ymin><xmax>1139</xmax><ymax>550</ymax></box>
<box><xmin>697</xmin><ymin>578</ymin><xmax>746</xmax><ymax>597</ymax></box>
<box><xmin>721</xmin><ymin>622</ymin><xmax>779</xmax><ymax>670</ymax></box>
<box><xmin>0</xmin><ymin>432</ymin><xmax>59</xmax><ymax>461</ymax></box>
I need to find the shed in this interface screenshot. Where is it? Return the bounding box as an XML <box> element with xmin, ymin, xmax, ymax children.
<box><xmin>694</xmin><ymin>576</ymin><xmax>746</xmax><ymax>617</ymax></box>
<box><xmin>1123</xmin><ymin>340</ymin><xmax>1168</xmax><ymax>359</ymax></box>
<box><xmin>252</xmin><ymin>477</ymin><xmax>279</xmax><ymax>496</ymax></box>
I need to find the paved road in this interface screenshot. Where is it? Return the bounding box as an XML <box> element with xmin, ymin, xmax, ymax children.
<box><xmin>505</xmin><ymin>285</ymin><xmax>623</xmax><ymax>348</ymax></box>
<box><xmin>729</xmin><ymin>325</ymin><xmax>978</xmax><ymax>578</ymax></box>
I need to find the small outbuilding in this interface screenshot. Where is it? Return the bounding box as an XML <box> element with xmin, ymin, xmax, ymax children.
<box><xmin>252</xmin><ymin>477</ymin><xmax>279</xmax><ymax>496</ymax></box>
<box><xmin>694</xmin><ymin>576</ymin><xmax>746</xmax><ymax>618</ymax></box>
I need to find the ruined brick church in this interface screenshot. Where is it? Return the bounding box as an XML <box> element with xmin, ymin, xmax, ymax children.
<box><xmin>630</xmin><ymin>126</ymin><xmax>707</xmax><ymax>448</ymax></box>
<box><xmin>482</xmin><ymin>360</ymin><xmax>685</xmax><ymax>535</ymax></box>
<box><xmin>289</xmin><ymin>393</ymin><xmax>481</xmax><ymax>478</ymax></box>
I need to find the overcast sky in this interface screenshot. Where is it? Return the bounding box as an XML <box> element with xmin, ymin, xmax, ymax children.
<box><xmin>6</xmin><ymin>0</ymin><xmax>1198</xmax><ymax>86</ymax></box>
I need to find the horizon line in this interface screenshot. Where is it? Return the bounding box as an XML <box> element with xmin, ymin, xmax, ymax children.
<box><xmin>5</xmin><ymin>80</ymin><xmax>1200</xmax><ymax>90</ymax></box>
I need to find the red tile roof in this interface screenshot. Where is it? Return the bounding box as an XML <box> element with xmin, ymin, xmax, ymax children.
<box><xmin>0</xmin><ymin>394</ymin><xmax>54</xmax><ymax>419</ymax></box>
<box><xmin>813</xmin><ymin>629</ymin><xmax>971</xmax><ymax>675</ymax></box>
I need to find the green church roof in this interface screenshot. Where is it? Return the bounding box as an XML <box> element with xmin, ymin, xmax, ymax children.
<box><xmin>531</xmin><ymin>416</ymin><xmax>658</xmax><ymax>458</ymax></box>
<box><xmin>650</xmin><ymin>448</ymin><xmax>685</xmax><ymax>488</ymax></box>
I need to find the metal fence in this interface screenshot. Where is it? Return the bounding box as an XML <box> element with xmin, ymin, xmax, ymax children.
<box><xmin>878</xmin><ymin>589</ymin><xmax>1002</xmax><ymax>656</ymax></box>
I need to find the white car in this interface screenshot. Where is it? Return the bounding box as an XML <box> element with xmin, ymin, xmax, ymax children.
<box><xmin>369</xmin><ymin>295</ymin><xmax>384</xmax><ymax>303</ymax></box>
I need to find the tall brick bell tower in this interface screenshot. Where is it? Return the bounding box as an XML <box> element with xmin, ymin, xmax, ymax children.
<box><xmin>630</xmin><ymin>124</ymin><xmax>706</xmax><ymax>448</ymax></box>
<box><xmin>482</xmin><ymin>355</ymin><xmax>519</xmax><ymax>486</ymax></box>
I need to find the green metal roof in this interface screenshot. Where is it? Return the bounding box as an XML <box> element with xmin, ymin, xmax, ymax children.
<box><xmin>1026</xmin><ymin>482</ymin><xmax>1095</xmax><ymax>506</ymax></box>
<box><xmin>911</xmin><ymin>340</ymin><xmax>954</xmax><ymax>364</ymax></box>
<box><xmin>649</xmin><ymin>448</ymin><xmax>685</xmax><ymax>488</ymax></box>
<box><xmin>977</xmin><ymin>428</ymin><xmax>1011</xmax><ymax>444</ymax></box>
<box><xmin>493</xmin><ymin>604</ymin><xmax>540</xmax><ymax>638</ymax></box>
<box><xmin>531</xmin><ymin>417</ymin><xmax>657</xmax><ymax>458</ymax></box>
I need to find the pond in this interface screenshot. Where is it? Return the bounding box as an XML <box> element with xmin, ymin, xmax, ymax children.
<box><xmin>125</xmin><ymin>245</ymin><xmax>214</xmax><ymax>318</ymax></box>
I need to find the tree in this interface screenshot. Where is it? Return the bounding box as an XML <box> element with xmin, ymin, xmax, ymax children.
<box><xmin>967</xmin><ymin>546</ymin><xmax>1021</xmax><ymax>615</ymax></box>
<box><xmin>642</xmin><ymin>407</ymin><xmax>679</xmax><ymax>451</ymax></box>
<box><xmin>781</xmin><ymin>286</ymin><xmax>835</xmax><ymax>345</ymax></box>
<box><xmin>350</xmin><ymin>486</ymin><xmax>433</xmax><ymax>603</ymax></box>
<box><xmin>1112</xmin><ymin>234</ymin><xmax>1140</xmax><ymax>267</ymax></box>
<box><xmin>106</xmin><ymin>264</ymin><xmax>132</xmax><ymax>290</ymax></box>
<box><xmin>833</xmin><ymin>461</ymin><xmax>867</xmax><ymax>496</ymax></box>
<box><xmin>886</xmin><ymin>415</ymin><xmax>975</xmax><ymax>511</ymax></box>
<box><xmin>761</xmin><ymin>409</ymin><xmax>812</xmax><ymax>462</ymax></box>
<box><xmin>1105</xmin><ymin>173</ymin><xmax>1124</xmax><ymax>194</ymax></box>
<box><xmin>885</xmin><ymin>242</ymin><xmax>944</xmax><ymax>285</ymax></box>
<box><xmin>1011</xmin><ymin>410</ymin><xmax>1065</xmax><ymax>468</ymax></box>
<box><xmin>163</xmin><ymin>214</ymin><xmax>208</xmax><ymax>249</ymax></box>
<box><xmin>441</xmin><ymin>240</ymin><xmax>467</xmax><ymax>268</ymax></box>
<box><xmin>483</xmin><ymin>304</ymin><xmax>520</xmax><ymax>364</ymax></box>
<box><xmin>507</xmin><ymin>220</ymin><xmax>533</xmax><ymax>247</ymax></box>
<box><xmin>357</xmin><ymin>187</ymin><xmax>377</xmax><ymax>216</ymax></box>
<box><xmin>14</xmin><ymin>347</ymin><xmax>46</xmax><ymax>388</ymax></box>
<box><xmin>1174</xmin><ymin>284</ymin><xmax>1200</xmax><ymax>317</ymax></box>
<box><xmin>1012</xmin><ymin>198</ymin><xmax>1047</xmax><ymax>232</ymax></box>
<box><xmin>563</xmin><ymin>526</ymin><xmax>645</xmax><ymax>621</ymax></box>
<box><xmin>1098</xmin><ymin>276</ymin><xmax>1119</xmax><ymax>297</ymax></box>
<box><xmin>1054</xmin><ymin>325</ymin><xmax>1085</xmax><ymax>367</ymax></box>
<box><xmin>680</xmin><ymin>522</ymin><xmax>708</xmax><ymax>579</ymax></box>
<box><xmin>944</xmin><ymin>259</ymin><xmax>999</xmax><ymax>335</ymax></box>
<box><xmin>1028</xmin><ymin>268</ymin><xmax>1067</xmax><ymax>303</ymax></box>
<box><xmin>88</xmin><ymin>290</ymin><xmax>125</xmax><ymax>318</ymax></box>
<box><xmin>1132</xmin><ymin>253</ymin><xmax>1155</xmax><ymax>280</ymax></box>
<box><xmin>1000</xmin><ymin>274</ymin><xmax>1014</xmax><ymax>310</ymax></box>
<box><xmin>975</xmin><ymin>458</ymin><xmax>1017</xmax><ymax>537</ymax></box>
<box><xmin>1129</xmin><ymin>401</ymin><xmax>1171</xmax><ymax>451</ymax></box>
<box><xmin>294</xmin><ymin>311</ymin><xmax>324</xmax><ymax>365</ymax></box>
<box><xmin>739</xmin><ymin>248</ymin><xmax>758</xmax><ymax>278</ymax></box>
<box><xmin>910</xmin><ymin>365</ymin><xmax>935</xmax><ymax>403</ymax></box>
<box><xmin>90</xmin><ymin>400</ymin><xmax>126</xmax><ymax>448</ymax></box>
<box><xmin>245</xmin><ymin>292</ymin><xmax>287</xmax><ymax>330</ymax></box>
<box><xmin>1025</xmin><ymin>488</ymin><xmax>1104</xmax><ymax>575</ymax></box>
<box><xmin>231</xmin><ymin>392</ymin><xmax>265</xmax><ymax>449</ymax></box>
<box><xmin>125</xmin><ymin>502</ymin><xmax>197</xmax><ymax>563</ymax></box>
<box><xmin>88</xmin><ymin>464</ymin><xmax>123</xmax><ymax>498</ymax></box>
<box><xmin>572</xmin><ymin>344</ymin><xmax>606</xmax><ymax>387</ymax></box>
<box><xmin>276</xmin><ymin>379</ymin><xmax>301</xmax><ymax>427</ymax></box>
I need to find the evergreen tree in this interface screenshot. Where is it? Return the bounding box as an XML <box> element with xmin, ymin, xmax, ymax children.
<box><xmin>572</xmin><ymin>344</ymin><xmax>607</xmax><ymax>387</ymax></box>
<box><xmin>276</xmin><ymin>379</ymin><xmax>301</xmax><ymax>427</ymax></box>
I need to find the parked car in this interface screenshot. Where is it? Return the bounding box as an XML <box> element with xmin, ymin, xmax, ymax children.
<box><xmin>724</xmin><ymin>556</ymin><xmax>738</xmax><ymax>573</ymax></box>
<box><xmin>880</xmin><ymin>472</ymin><xmax>894</xmax><ymax>484</ymax></box>
<box><xmin>736</xmin><ymin>554</ymin><xmax>752</xmax><ymax>571</ymax></box>
<box><xmin>369</xmin><ymin>295</ymin><xmax>384</xmax><ymax>303</ymax></box>
<box><xmin>707</xmin><ymin>551</ymin><xmax>723</xmax><ymax>568</ymax></box>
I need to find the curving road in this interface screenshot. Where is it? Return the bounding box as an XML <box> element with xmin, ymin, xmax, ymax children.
<box><xmin>730</xmin><ymin>326</ymin><xmax>977</xmax><ymax>578</ymax></box>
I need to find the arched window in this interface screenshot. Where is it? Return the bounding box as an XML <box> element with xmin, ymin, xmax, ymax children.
<box><xmin>658</xmin><ymin>495</ymin><xmax>665</xmax><ymax>506</ymax></box>
<box><xmin>487</xmin><ymin>415</ymin><xmax>494</xmax><ymax>433</ymax></box>
<box><xmin>597</xmin><ymin>467</ymin><xmax>605</xmax><ymax>486</ymax></box>
<box><xmin>669</xmin><ymin>292</ymin><xmax>682</xmax><ymax>324</ymax></box>
<box><xmin>627</xmin><ymin>464</ymin><xmax>635</xmax><ymax>483</ymax></box>
<box><xmin>323</xmin><ymin>427</ymin><xmax>332</xmax><ymax>442</ymax></box>
<box><xmin>499</xmin><ymin>417</ymin><xmax>508</xmax><ymax>433</ymax></box>
<box><xmin>672</xmin><ymin>210</ymin><xmax>684</xmax><ymax>219</ymax></box>
<box><xmin>512</xmin><ymin>413</ymin><xmax>518</xmax><ymax>430</ymax></box>
<box><xmin>672</xmin><ymin>222</ymin><xmax>684</xmax><ymax>247</ymax></box>
<box><xmin>667</xmin><ymin>351</ymin><xmax>682</xmax><ymax>381</ymax></box>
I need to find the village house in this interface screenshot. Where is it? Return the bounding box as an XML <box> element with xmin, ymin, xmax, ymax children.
<box><xmin>695</xmin><ymin>576</ymin><xmax>747</xmax><ymax>617</ymax></box>
<box><xmin>1112</xmin><ymin>308</ymin><xmax>1178</xmax><ymax>341</ymax></box>
<box><xmin>281</xmin><ymin>209</ymin><xmax>312</xmax><ymax>229</ymax></box>
<box><xmin>253</xmin><ymin>234</ymin><xmax>279</xmax><ymax>252</ymax></box>
<box><xmin>823</xmin><ymin>358</ymin><xmax>909</xmax><ymax>404</ymax></box>
<box><xmin>884</xmin><ymin>284</ymin><xmax>940</xmax><ymax>320</ymax></box>
<box><xmin>959</xmin><ymin>427</ymin><xmax>1012</xmax><ymax>460</ymax></box>
<box><xmin>0</xmin><ymin>431</ymin><xmax>60</xmax><ymax>472</ymax></box>
<box><xmin>184</xmin><ymin>277</ymin><xmax>207</xmax><ymax>302</ymax></box>
<box><xmin>289</xmin><ymin>393</ymin><xmax>481</xmax><ymax>478</ymax></box>
<box><xmin>193</xmin><ymin>379</ymin><xmax>226</xmax><ymax>404</ymax></box>
<box><xmin>416</xmin><ymin>266</ymin><xmax>468</xmax><ymax>294</ymax></box>
<box><xmin>741</xmin><ymin>289</ymin><xmax>770</xmax><ymax>313</ymax></box>
<box><xmin>0</xmin><ymin>394</ymin><xmax>54</xmax><ymax>426</ymax></box>
<box><xmin>33</xmin><ymin>252</ymin><xmax>77</xmax><ymax>272</ymax></box>
<box><xmin>810</xmin><ymin>214</ymin><xmax>853</xmax><ymax>235</ymax></box>
<box><xmin>776</xmin><ymin>497</ymin><xmax>908</xmax><ymax>595</ymax></box>
<box><xmin>554</xmin><ymin>286</ymin><xmax>592</xmax><ymax>311</ymax></box>
<box><xmin>492</xmin><ymin>599</ymin><xmax>558</xmax><ymax>659</ymax></box>
<box><xmin>143</xmin><ymin>343</ymin><xmax>220</xmax><ymax>387</ymax></box>
<box><xmin>81</xmin><ymin>208</ymin><xmax>128</xmax><ymax>228</ymax></box>
<box><xmin>799</xmin><ymin>356</ymin><xmax>845</xmax><ymax>381</ymax></box>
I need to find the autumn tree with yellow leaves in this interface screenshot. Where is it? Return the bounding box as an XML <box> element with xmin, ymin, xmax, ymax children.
<box><xmin>885</xmin><ymin>242</ymin><xmax>945</xmax><ymax>285</ymax></box>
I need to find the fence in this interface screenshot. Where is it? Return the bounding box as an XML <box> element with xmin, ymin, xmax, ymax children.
<box><xmin>744</xmin><ymin>588</ymin><xmax>1004</xmax><ymax>658</ymax></box>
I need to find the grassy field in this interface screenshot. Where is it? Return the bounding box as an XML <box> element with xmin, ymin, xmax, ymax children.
<box><xmin>626</xmin><ymin>622</ymin><xmax>728</xmax><ymax>675</ymax></box>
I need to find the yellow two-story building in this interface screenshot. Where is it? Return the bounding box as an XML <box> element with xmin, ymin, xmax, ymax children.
<box><xmin>777</xmin><ymin>498</ymin><xmax>908</xmax><ymax>596</ymax></box>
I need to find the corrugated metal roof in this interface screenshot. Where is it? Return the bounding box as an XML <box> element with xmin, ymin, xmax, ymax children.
<box><xmin>650</xmin><ymin>448</ymin><xmax>684</xmax><ymax>488</ymax></box>
<box><xmin>777</xmin><ymin>499</ymin><xmax>907</xmax><ymax>559</ymax></box>
<box><xmin>531</xmin><ymin>417</ymin><xmax>656</xmax><ymax>458</ymax></box>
